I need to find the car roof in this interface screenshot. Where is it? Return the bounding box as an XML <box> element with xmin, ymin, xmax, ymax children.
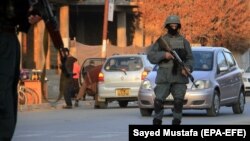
<box><xmin>108</xmin><ymin>54</ymin><xmax>146</xmax><ymax>58</ymax></box>
<box><xmin>192</xmin><ymin>46</ymin><xmax>230</xmax><ymax>52</ymax></box>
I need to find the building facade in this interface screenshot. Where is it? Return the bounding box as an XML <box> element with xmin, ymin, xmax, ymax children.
<box><xmin>20</xmin><ymin>0</ymin><xmax>145</xmax><ymax>70</ymax></box>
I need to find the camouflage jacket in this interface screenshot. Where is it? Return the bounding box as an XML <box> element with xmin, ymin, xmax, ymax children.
<box><xmin>147</xmin><ymin>33</ymin><xmax>194</xmax><ymax>84</ymax></box>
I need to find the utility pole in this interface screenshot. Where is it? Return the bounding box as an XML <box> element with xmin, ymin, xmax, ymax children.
<box><xmin>102</xmin><ymin>0</ymin><xmax>109</xmax><ymax>58</ymax></box>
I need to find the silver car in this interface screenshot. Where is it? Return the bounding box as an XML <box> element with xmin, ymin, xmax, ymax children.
<box><xmin>138</xmin><ymin>47</ymin><xmax>245</xmax><ymax>116</ymax></box>
<box><xmin>96</xmin><ymin>54</ymin><xmax>154</xmax><ymax>108</ymax></box>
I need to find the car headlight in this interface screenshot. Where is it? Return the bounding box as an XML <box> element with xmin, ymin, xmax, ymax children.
<box><xmin>192</xmin><ymin>80</ymin><xmax>210</xmax><ymax>90</ymax></box>
<box><xmin>141</xmin><ymin>80</ymin><xmax>152</xmax><ymax>90</ymax></box>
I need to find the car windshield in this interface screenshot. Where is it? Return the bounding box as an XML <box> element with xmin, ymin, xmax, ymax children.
<box><xmin>149</xmin><ymin>51</ymin><xmax>213</xmax><ymax>72</ymax></box>
<box><xmin>193</xmin><ymin>51</ymin><xmax>213</xmax><ymax>71</ymax></box>
<box><xmin>104</xmin><ymin>56</ymin><xmax>143</xmax><ymax>71</ymax></box>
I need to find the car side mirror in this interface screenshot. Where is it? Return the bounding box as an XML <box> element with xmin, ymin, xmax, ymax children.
<box><xmin>219</xmin><ymin>66</ymin><xmax>228</xmax><ymax>72</ymax></box>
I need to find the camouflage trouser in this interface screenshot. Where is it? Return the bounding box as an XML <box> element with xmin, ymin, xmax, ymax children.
<box><xmin>153</xmin><ymin>83</ymin><xmax>186</xmax><ymax>122</ymax></box>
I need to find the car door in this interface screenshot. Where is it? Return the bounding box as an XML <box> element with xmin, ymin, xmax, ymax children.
<box><xmin>223</xmin><ymin>51</ymin><xmax>242</xmax><ymax>102</ymax></box>
<box><xmin>215</xmin><ymin>51</ymin><xmax>233</xmax><ymax>104</ymax></box>
<box><xmin>79</xmin><ymin>58</ymin><xmax>106</xmax><ymax>86</ymax></box>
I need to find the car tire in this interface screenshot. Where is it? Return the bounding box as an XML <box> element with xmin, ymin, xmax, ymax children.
<box><xmin>118</xmin><ymin>101</ymin><xmax>128</xmax><ymax>108</ymax></box>
<box><xmin>207</xmin><ymin>90</ymin><xmax>220</xmax><ymax>117</ymax></box>
<box><xmin>140</xmin><ymin>108</ymin><xmax>153</xmax><ymax>116</ymax></box>
<box><xmin>232</xmin><ymin>90</ymin><xmax>245</xmax><ymax>114</ymax></box>
<box><xmin>94</xmin><ymin>101</ymin><xmax>108</xmax><ymax>109</ymax></box>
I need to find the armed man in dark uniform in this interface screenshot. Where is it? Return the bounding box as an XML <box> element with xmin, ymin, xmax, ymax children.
<box><xmin>0</xmin><ymin>0</ymin><xmax>41</xmax><ymax>140</ymax></box>
<box><xmin>147</xmin><ymin>15</ymin><xmax>194</xmax><ymax>125</ymax></box>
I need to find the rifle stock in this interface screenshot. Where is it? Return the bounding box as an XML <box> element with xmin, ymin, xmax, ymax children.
<box><xmin>158</xmin><ymin>36</ymin><xmax>198</xmax><ymax>88</ymax></box>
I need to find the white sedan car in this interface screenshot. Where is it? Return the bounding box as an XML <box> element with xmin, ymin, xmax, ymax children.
<box><xmin>96</xmin><ymin>54</ymin><xmax>154</xmax><ymax>108</ymax></box>
<box><xmin>242</xmin><ymin>66</ymin><xmax>250</xmax><ymax>93</ymax></box>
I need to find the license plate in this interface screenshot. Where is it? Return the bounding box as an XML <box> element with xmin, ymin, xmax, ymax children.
<box><xmin>166</xmin><ymin>94</ymin><xmax>174</xmax><ymax>100</ymax></box>
<box><xmin>116</xmin><ymin>88</ymin><xmax>130</xmax><ymax>96</ymax></box>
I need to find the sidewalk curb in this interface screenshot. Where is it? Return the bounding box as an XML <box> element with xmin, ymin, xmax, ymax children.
<box><xmin>18</xmin><ymin>99</ymin><xmax>96</xmax><ymax>112</ymax></box>
<box><xmin>18</xmin><ymin>100</ymin><xmax>65</xmax><ymax>112</ymax></box>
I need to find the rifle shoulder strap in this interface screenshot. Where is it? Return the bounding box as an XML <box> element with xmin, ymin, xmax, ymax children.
<box><xmin>157</xmin><ymin>36</ymin><xmax>171</xmax><ymax>51</ymax></box>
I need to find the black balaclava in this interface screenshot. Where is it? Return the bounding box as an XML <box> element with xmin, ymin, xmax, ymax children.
<box><xmin>166</xmin><ymin>24</ymin><xmax>181</xmax><ymax>35</ymax></box>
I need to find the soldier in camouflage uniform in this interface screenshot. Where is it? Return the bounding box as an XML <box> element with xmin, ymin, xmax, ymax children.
<box><xmin>147</xmin><ymin>15</ymin><xmax>194</xmax><ymax>125</ymax></box>
<box><xmin>0</xmin><ymin>1</ymin><xmax>40</xmax><ymax>140</ymax></box>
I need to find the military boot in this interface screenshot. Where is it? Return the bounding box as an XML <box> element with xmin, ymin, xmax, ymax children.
<box><xmin>153</xmin><ymin>118</ymin><xmax>162</xmax><ymax>125</ymax></box>
<box><xmin>172</xmin><ymin>118</ymin><xmax>181</xmax><ymax>125</ymax></box>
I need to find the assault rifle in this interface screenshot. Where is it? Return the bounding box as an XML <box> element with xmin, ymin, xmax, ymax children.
<box><xmin>157</xmin><ymin>36</ymin><xmax>198</xmax><ymax>88</ymax></box>
<box><xmin>29</xmin><ymin>0</ymin><xmax>69</xmax><ymax>76</ymax></box>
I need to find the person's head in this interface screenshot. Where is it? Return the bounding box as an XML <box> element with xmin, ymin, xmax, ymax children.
<box><xmin>200</xmin><ymin>36</ymin><xmax>208</xmax><ymax>46</ymax></box>
<box><xmin>164</xmin><ymin>15</ymin><xmax>181</xmax><ymax>35</ymax></box>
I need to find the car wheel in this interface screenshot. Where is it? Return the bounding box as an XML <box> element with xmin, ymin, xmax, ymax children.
<box><xmin>94</xmin><ymin>101</ymin><xmax>108</xmax><ymax>109</ymax></box>
<box><xmin>118</xmin><ymin>101</ymin><xmax>128</xmax><ymax>108</ymax></box>
<box><xmin>207</xmin><ymin>90</ymin><xmax>220</xmax><ymax>116</ymax></box>
<box><xmin>232</xmin><ymin>90</ymin><xmax>245</xmax><ymax>114</ymax></box>
<box><xmin>140</xmin><ymin>108</ymin><xmax>153</xmax><ymax>116</ymax></box>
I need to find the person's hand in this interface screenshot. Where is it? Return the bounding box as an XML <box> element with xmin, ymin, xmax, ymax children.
<box><xmin>165</xmin><ymin>52</ymin><xmax>174</xmax><ymax>60</ymax></box>
<box><xmin>28</xmin><ymin>15</ymin><xmax>41</xmax><ymax>24</ymax></box>
<box><xmin>181</xmin><ymin>67</ymin><xmax>190</xmax><ymax>77</ymax></box>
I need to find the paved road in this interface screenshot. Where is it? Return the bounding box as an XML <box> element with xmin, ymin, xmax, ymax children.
<box><xmin>13</xmin><ymin>97</ymin><xmax>250</xmax><ymax>141</ymax></box>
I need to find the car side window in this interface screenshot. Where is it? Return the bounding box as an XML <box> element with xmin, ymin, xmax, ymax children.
<box><xmin>224</xmin><ymin>52</ymin><xmax>236</xmax><ymax>68</ymax></box>
<box><xmin>217</xmin><ymin>51</ymin><xmax>228</xmax><ymax>70</ymax></box>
